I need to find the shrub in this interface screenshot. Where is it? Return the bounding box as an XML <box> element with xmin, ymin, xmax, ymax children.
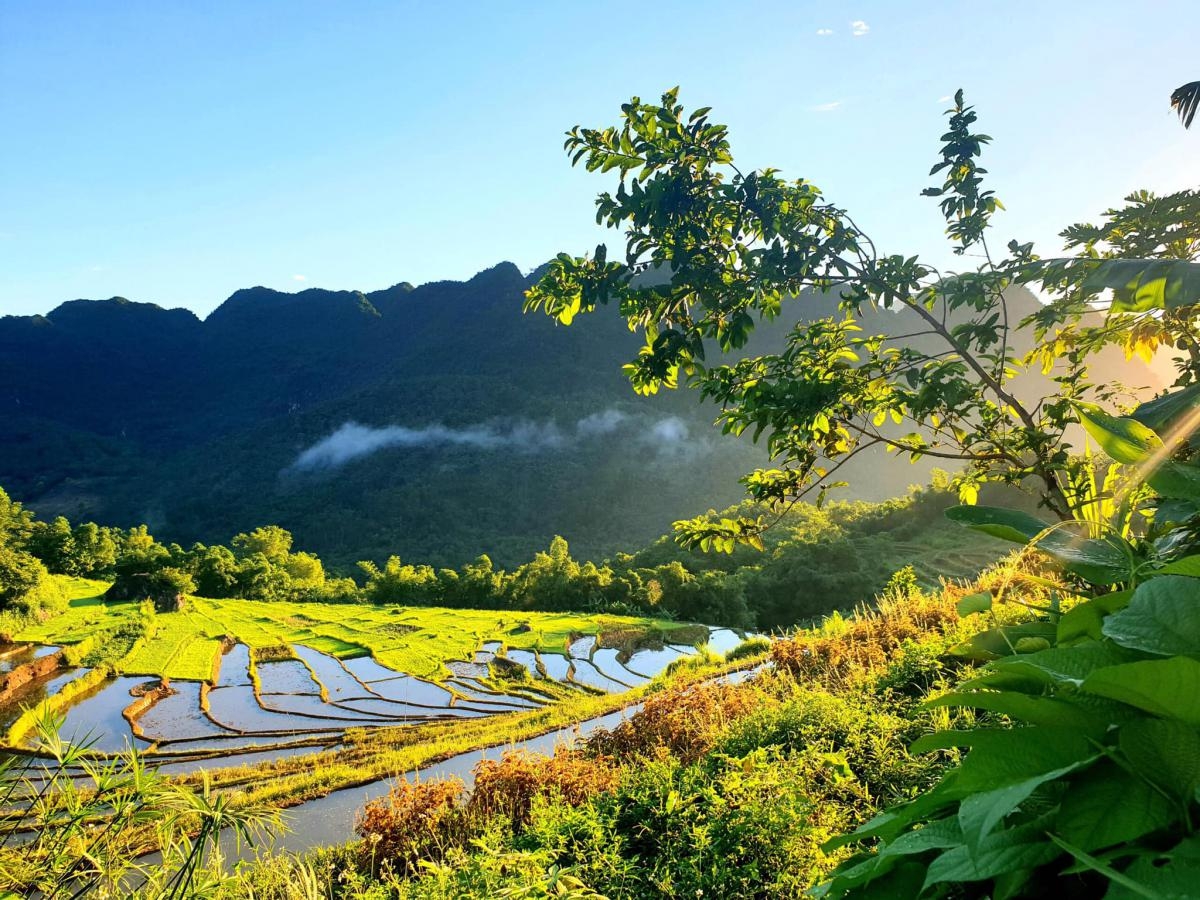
<box><xmin>527</xmin><ymin>751</ymin><xmax>828</xmax><ymax>897</ymax></box>
<box><xmin>587</xmin><ymin>678</ymin><xmax>770</xmax><ymax>764</ymax></box>
<box><xmin>771</xmin><ymin>590</ymin><xmax>962</xmax><ymax>688</ymax></box>
<box><xmin>356</xmin><ymin>778</ymin><xmax>471</xmax><ymax>877</ymax></box>
<box><xmin>725</xmin><ymin>635</ymin><xmax>771</xmax><ymax>662</ymax></box>
<box><xmin>469</xmin><ymin>749</ymin><xmax>617</xmax><ymax>830</ymax></box>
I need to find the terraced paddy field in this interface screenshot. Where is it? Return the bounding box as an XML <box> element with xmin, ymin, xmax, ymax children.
<box><xmin>0</xmin><ymin>578</ymin><xmax>738</xmax><ymax>771</ymax></box>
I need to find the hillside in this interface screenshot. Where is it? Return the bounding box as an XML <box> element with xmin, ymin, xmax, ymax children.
<box><xmin>0</xmin><ymin>265</ymin><xmax>1168</xmax><ymax>570</ymax></box>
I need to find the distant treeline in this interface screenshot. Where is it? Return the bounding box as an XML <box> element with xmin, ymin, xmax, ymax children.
<box><xmin>0</xmin><ymin>476</ymin><xmax>1012</xmax><ymax>630</ymax></box>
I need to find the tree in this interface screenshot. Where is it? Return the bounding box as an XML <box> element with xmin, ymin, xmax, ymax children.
<box><xmin>70</xmin><ymin>522</ymin><xmax>119</xmax><ymax>577</ymax></box>
<box><xmin>526</xmin><ymin>88</ymin><xmax>1200</xmax><ymax>550</ymax></box>
<box><xmin>231</xmin><ymin>525</ymin><xmax>293</xmax><ymax>564</ymax></box>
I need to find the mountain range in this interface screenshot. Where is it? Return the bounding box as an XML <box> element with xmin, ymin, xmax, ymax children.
<box><xmin>0</xmin><ymin>263</ymin><xmax>1170</xmax><ymax>570</ymax></box>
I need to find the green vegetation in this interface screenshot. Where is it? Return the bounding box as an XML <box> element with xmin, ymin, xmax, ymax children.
<box><xmin>0</xmin><ymin>475</ymin><xmax>1012</xmax><ymax>635</ymax></box>
<box><xmin>4</xmin><ymin>79</ymin><xmax>1200</xmax><ymax>900</ymax></box>
<box><xmin>9</xmin><ymin>582</ymin><xmax>672</xmax><ymax>686</ymax></box>
<box><xmin>527</xmin><ymin>89</ymin><xmax>1198</xmax><ymax>549</ymax></box>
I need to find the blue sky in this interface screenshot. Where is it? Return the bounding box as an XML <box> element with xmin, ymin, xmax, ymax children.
<box><xmin>1</xmin><ymin>1</ymin><xmax>1195</xmax><ymax>318</ymax></box>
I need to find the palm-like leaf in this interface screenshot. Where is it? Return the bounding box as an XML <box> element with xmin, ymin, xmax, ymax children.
<box><xmin>1171</xmin><ymin>81</ymin><xmax>1200</xmax><ymax>129</ymax></box>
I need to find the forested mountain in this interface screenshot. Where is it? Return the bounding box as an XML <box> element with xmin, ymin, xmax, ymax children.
<box><xmin>0</xmin><ymin>263</ymin><xmax>1167</xmax><ymax>570</ymax></box>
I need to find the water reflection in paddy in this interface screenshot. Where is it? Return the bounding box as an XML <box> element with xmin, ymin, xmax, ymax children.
<box><xmin>362</xmin><ymin>674</ymin><xmax>455</xmax><ymax>707</ymax></box>
<box><xmin>291</xmin><ymin>646</ymin><xmax>372</xmax><ymax>701</ymax></box>
<box><xmin>538</xmin><ymin>653</ymin><xmax>572</xmax><ymax>681</ymax></box>
<box><xmin>256</xmin><ymin>660</ymin><xmax>322</xmax><ymax>695</ymax></box>
<box><xmin>340</xmin><ymin>655</ymin><xmax>405</xmax><ymax>683</ymax></box>
<box><xmin>592</xmin><ymin>648</ymin><xmax>650</xmax><ymax>685</ymax></box>
<box><xmin>706</xmin><ymin>628</ymin><xmax>745</xmax><ymax>656</ymax></box>
<box><xmin>205</xmin><ymin>684</ymin><xmax>336</xmax><ymax>734</ymax></box>
<box><xmin>56</xmin><ymin>676</ymin><xmax>144</xmax><ymax>752</ymax></box>
<box><xmin>569</xmin><ymin>658</ymin><xmax>632</xmax><ymax>693</ymax></box>
<box><xmin>0</xmin><ymin>668</ymin><xmax>82</xmax><ymax>730</ymax></box>
<box><xmin>137</xmin><ymin>682</ymin><xmax>237</xmax><ymax>741</ymax></box>
<box><xmin>215</xmin><ymin>644</ymin><xmax>253</xmax><ymax>688</ymax></box>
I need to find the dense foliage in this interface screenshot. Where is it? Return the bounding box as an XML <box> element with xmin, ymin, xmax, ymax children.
<box><xmin>0</xmin><ymin>479</ymin><xmax>1006</xmax><ymax>632</ymax></box>
<box><xmin>527</xmin><ymin>89</ymin><xmax>1197</xmax><ymax>550</ymax></box>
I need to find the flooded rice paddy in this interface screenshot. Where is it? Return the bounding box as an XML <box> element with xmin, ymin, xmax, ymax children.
<box><xmin>1</xmin><ymin>625</ymin><xmax>746</xmax><ymax>777</ymax></box>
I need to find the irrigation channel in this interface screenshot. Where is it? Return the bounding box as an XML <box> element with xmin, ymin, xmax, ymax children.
<box><xmin>1</xmin><ymin>626</ymin><xmax>752</xmax><ymax>862</ymax></box>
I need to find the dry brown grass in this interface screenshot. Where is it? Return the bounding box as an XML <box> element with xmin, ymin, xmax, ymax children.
<box><xmin>355</xmin><ymin>777</ymin><xmax>469</xmax><ymax>876</ymax></box>
<box><xmin>586</xmin><ymin>678</ymin><xmax>772</xmax><ymax>764</ymax></box>
<box><xmin>469</xmin><ymin>749</ymin><xmax>617</xmax><ymax>828</ymax></box>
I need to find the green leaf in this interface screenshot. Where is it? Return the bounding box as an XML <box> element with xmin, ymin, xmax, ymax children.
<box><xmin>986</xmin><ymin>641</ymin><xmax>1139</xmax><ymax>687</ymax></box>
<box><xmin>1102</xmin><ymin>576</ymin><xmax>1200</xmax><ymax>657</ymax></box>
<box><xmin>911</xmin><ymin>727</ymin><xmax>1098</xmax><ymax>794</ymax></box>
<box><xmin>1057</xmin><ymin>590</ymin><xmax>1132</xmax><ymax>644</ymax></box>
<box><xmin>1107</xmin><ymin>835</ymin><xmax>1200</xmax><ymax>899</ymax></box>
<box><xmin>945</xmin><ymin>505</ymin><xmax>1133</xmax><ymax>585</ymax></box>
<box><xmin>945</xmin><ymin>505</ymin><xmax>1052</xmax><ymax>545</ymax></box>
<box><xmin>1055</xmin><ymin>760</ymin><xmax>1176</xmax><ymax>852</ymax></box>
<box><xmin>922</xmin><ymin>818</ymin><xmax>1062</xmax><ymax>888</ymax></box>
<box><xmin>956</xmin><ymin>591</ymin><xmax>992</xmax><ymax>617</ymax></box>
<box><xmin>1083</xmin><ymin>656</ymin><xmax>1200</xmax><ymax>724</ymax></box>
<box><xmin>1026</xmin><ymin>257</ymin><xmax>1200</xmax><ymax>311</ymax></box>
<box><xmin>1158</xmin><ymin>556</ymin><xmax>1200</xmax><ymax>577</ymax></box>
<box><xmin>1076</xmin><ymin>402</ymin><xmax>1163</xmax><ymax>465</ymax></box>
<box><xmin>957</xmin><ymin>757</ymin><xmax>1091</xmax><ymax>846</ymax></box>
<box><xmin>1131</xmin><ymin>383</ymin><xmax>1200</xmax><ymax>436</ymax></box>
<box><xmin>925</xmin><ymin>691</ymin><xmax>1108</xmax><ymax>731</ymax></box>
<box><xmin>1119</xmin><ymin>717</ymin><xmax>1200</xmax><ymax>801</ymax></box>
<box><xmin>951</xmin><ymin>621</ymin><xmax>1059</xmax><ymax>661</ymax></box>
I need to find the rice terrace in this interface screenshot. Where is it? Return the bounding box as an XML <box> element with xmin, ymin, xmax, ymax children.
<box><xmin>3</xmin><ymin>576</ymin><xmax>734</xmax><ymax>758</ymax></box>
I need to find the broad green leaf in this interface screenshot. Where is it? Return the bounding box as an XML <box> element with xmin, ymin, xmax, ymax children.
<box><xmin>823</xmin><ymin>771</ymin><xmax>967</xmax><ymax>851</ymax></box>
<box><xmin>1057</xmin><ymin>590</ymin><xmax>1132</xmax><ymax>644</ymax></box>
<box><xmin>1055</xmin><ymin>760</ymin><xmax>1176</xmax><ymax>852</ymax></box>
<box><xmin>945</xmin><ymin>505</ymin><xmax>1052</xmax><ymax>545</ymax></box>
<box><xmin>1119</xmin><ymin>717</ymin><xmax>1200</xmax><ymax>801</ymax></box>
<box><xmin>956</xmin><ymin>591</ymin><xmax>992</xmax><ymax>617</ymax></box>
<box><xmin>1159</xmin><ymin>555</ymin><xmax>1200</xmax><ymax>577</ymax></box>
<box><xmin>1102</xmin><ymin>576</ymin><xmax>1200</xmax><ymax>657</ymax></box>
<box><xmin>1154</xmin><ymin>499</ymin><xmax>1200</xmax><ymax>528</ymax></box>
<box><xmin>1083</xmin><ymin>656</ymin><xmax>1200</xmax><ymax>724</ymax></box>
<box><xmin>911</xmin><ymin>727</ymin><xmax>1098</xmax><ymax>795</ymax></box>
<box><xmin>818</xmin><ymin>819</ymin><xmax>961</xmax><ymax>897</ymax></box>
<box><xmin>1147</xmin><ymin>460</ymin><xmax>1200</xmax><ymax>502</ymax></box>
<box><xmin>925</xmin><ymin>691</ymin><xmax>1107</xmax><ymax>731</ymax></box>
<box><xmin>1132</xmin><ymin>383</ymin><xmax>1200</xmax><ymax>436</ymax></box>
<box><xmin>951</xmin><ymin>621</ymin><xmax>1060</xmax><ymax>661</ymax></box>
<box><xmin>922</xmin><ymin>817</ymin><xmax>1061</xmax><ymax>888</ymax></box>
<box><xmin>1074</xmin><ymin>404</ymin><xmax>1200</xmax><ymax>501</ymax></box>
<box><xmin>945</xmin><ymin>505</ymin><xmax>1133</xmax><ymax>585</ymax></box>
<box><xmin>958</xmin><ymin>757</ymin><xmax>1091</xmax><ymax>847</ymax></box>
<box><xmin>1026</xmin><ymin>257</ymin><xmax>1200</xmax><ymax>311</ymax></box>
<box><xmin>1107</xmin><ymin>835</ymin><xmax>1200</xmax><ymax>899</ymax></box>
<box><xmin>986</xmin><ymin>641</ymin><xmax>1140</xmax><ymax>687</ymax></box>
<box><xmin>1077</xmin><ymin>402</ymin><xmax>1163</xmax><ymax>465</ymax></box>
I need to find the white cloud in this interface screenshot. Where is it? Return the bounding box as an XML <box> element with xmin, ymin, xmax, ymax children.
<box><xmin>850</xmin><ymin>20</ymin><xmax>869</xmax><ymax>36</ymax></box>
<box><xmin>288</xmin><ymin>410</ymin><xmax>713</xmax><ymax>472</ymax></box>
<box><xmin>816</xmin><ymin>28</ymin><xmax>833</xmax><ymax>36</ymax></box>
<box><xmin>292</xmin><ymin>274</ymin><xmax>308</xmax><ymax>282</ymax></box>
<box><xmin>938</xmin><ymin>95</ymin><xmax>953</xmax><ymax>103</ymax></box>
<box><xmin>811</xmin><ymin>101</ymin><xmax>842</xmax><ymax>113</ymax></box>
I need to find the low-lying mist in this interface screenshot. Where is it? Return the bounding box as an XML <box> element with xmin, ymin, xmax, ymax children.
<box><xmin>287</xmin><ymin>408</ymin><xmax>709</xmax><ymax>473</ymax></box>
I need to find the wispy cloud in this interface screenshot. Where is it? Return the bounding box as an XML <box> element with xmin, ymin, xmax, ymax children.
<box><xmin>850</xmin><ymin>20</ymin><xmax>869</xmax><ymax>36</ymax></box>
<box><xmin>816</xmin><ymin>28</ymin><xmax>833</xmax><ymax>36</ymax></box>
<box><xmin>287</xmin><ymin>409</ymin><xmax>708</xmax><ymax>473</ymax></box>
<box><xmin>292</xmin><ymin>274</ymin><xmax>308</xmax><ymax>282</ymax></box>
<box><xmin>811</xmin><ymin>101</ymin><xmax>842</xmax><ymax>113</ymax></box>
<box><xmin>938</xmin><ymin>95</ymin><xmax>953</xmax><ymax>103</ymax></box>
